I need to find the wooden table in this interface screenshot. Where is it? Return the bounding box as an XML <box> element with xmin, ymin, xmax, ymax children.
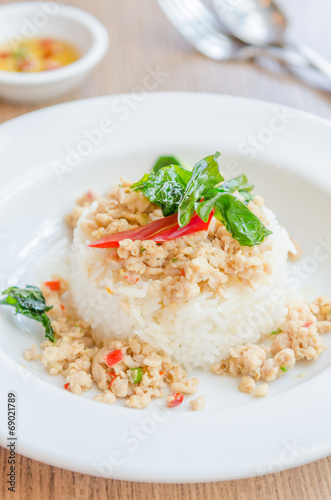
<box><xmin>1</xmin><ymin>0</ymin><xmax>331</xmax><ymax>498</ymax></box>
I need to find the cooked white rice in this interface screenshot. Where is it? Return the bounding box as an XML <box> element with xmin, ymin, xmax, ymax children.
<box><xmin>70</xmin><ymin>205</ymin><xmax>294</xmax><ymax>370</ymax></box>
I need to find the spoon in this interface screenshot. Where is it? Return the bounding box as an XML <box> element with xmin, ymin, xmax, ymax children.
<box><xmin>212</xmin><ymin>0</ymin><xmax>331</xmax><ymax>83</ymax></box>
<box><xmin>157</xmin><ymin>0</ymin><xmax>310</xmax><ymax>68</ymax></box>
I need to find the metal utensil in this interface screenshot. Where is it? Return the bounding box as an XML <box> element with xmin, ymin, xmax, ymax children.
<box><xmin>157</xmin><ymin>0</ymin><xmax>308</xmax><ymax>67</ymax></box>
<box><xmin>212</xmin><ymin>0</ymin><xmax>331</xmax><ymax>82</ymax></box>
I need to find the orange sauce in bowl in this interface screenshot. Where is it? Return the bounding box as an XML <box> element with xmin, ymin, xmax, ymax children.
<box><xmin>0</xmin><ymin>38</ymin><xmax>80</xmax><ymax>72</ymax></box>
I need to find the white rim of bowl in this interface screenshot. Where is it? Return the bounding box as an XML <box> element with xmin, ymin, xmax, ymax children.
<box><xmin>0</xmin><ymin>2</ymin><xmax>109</xmax><ymax>85</ymax></box>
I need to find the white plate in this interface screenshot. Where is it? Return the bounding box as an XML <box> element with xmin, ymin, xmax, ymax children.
<box><xmin>0</xmin><ymin>93</ymin><xmax>331</xmax><ymax>482</ymax></box>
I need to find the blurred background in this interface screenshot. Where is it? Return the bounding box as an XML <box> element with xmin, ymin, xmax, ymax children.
<box><xmin>1</xmin><ymin>0</ymin><xmax>331</xmax><ymax>122</ymax></box>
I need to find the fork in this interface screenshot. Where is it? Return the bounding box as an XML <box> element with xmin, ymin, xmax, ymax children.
<box><xmin>157</xmin><ymin>0</ymin><xmax>310</xmax><ymax>68</ymax></box>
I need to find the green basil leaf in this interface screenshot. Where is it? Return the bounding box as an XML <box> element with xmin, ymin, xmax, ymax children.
<box><xmin>208</xmin><ymin>175</ymin><xmax>254</xmax><ymax>205</ymax></box>
<box><xmin>1</xmin><ymin>285</ymin><xmax>55</xmax><ymax>342</ymax></box>
<box><xmin>131</xmin><ymin>164</ymin><xmax>191</xmax><ymax>217</ymax></box>
<box><xmin>1</xmin><ymin>285</ymin><xmax>51</xmax><ymax>312</ymax></box>
<box><xmin>195</xmin><ymin>189</ymin><xmax>222</xmax><ymax>222</ymax></box>
<box><xmin>178</xmin><ymin>152</ymin><xmax>223</xmax><ymax>227</ymax></box>
<box><xmin>196</xmin><ymin>177</ymin><xmax>255</xmax><ymax>223</ymax></box>
<box><xmin>221</xmin><ymin>174</ymin><xmax>254</xmax><ymax>200</ymax></box>
<box><xmin>214</xmin><ymin>193</ymin><xmax>272</xmax><ymax>247</ymax></box>
<box><xmin>41</xmin><ymin>313</ymin><xmax>56</xmax><ymax>342</ymax></box>
<box><xmin>152</xmin><ymin>156</ymin><xmax>182</xmax><ymax>173</ymax></box>
<box><xmin>130</xmin><ymin>173</ymin><xmax>149</xmax><ymax>191</ymax></box>
<box><xmin>131</xmin><ymin>154</ymin><xmax>270</xmax><ymax>247</ymax></box>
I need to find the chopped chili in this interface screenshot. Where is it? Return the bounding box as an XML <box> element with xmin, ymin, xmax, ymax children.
<box><xmin>106</xmin><ymin>349</ymin><xmax>123</xmax><ymax>367</ymax></box>
<box><xmin>109</xmin><ymin>373</ymin><xmax>119</xmax><ymax>387</ymax></box>
<box><xmin>45</xmin><ymin>280</ymin><xmax>61</xmax><ymax>291</ymax></box>
<box><xmin>166</xmin><ymin>392</ymin><xmax>184</xmax><ymax>408</ymax></box>
<box><xmin>88</xmin><ymin>210</ymin><xmax>214</xmax><ymax>249</ymax></box>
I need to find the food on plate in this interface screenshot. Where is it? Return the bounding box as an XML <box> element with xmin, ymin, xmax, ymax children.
<box><xmin>0</xmin><ymin>38</ymin><xmax>80</xmax><ymax>72</ymax></box>
<box><xmin>1</xmin><ymin>152</ymin><xmax>330</xmax><ymax>409</ymax></box>
<box><xmin>189</xmin><ymin>395</ymin><xmax>206</xmax><ymax>411</ymax></box>
<box><xmin>0</xmin><ymin>285</ymin><xmax>55</xmax><ymax>341</ymax></box>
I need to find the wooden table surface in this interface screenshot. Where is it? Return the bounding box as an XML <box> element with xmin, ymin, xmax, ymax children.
<box><xmin>1</xmin><ymin>0</ymin><xmax>331</xmax><ymax>498</ymax></box>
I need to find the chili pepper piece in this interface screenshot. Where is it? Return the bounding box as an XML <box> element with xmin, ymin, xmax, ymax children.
<box><xmin>45</xmin><ymin>280</ymin><xmax>61</xmax><ymax>292</ymax></box>
<box><xmin>109</xmin><ymin>373</ymin><xmax>119</xmax><ymax>387</ymax></box>
<box><xmin>166</xmin><ymin>392</ymin><xmax>184</xmax><ymax>408</ymax></box>
<box><xmin>106</xmin><ymin>349</ymin><xmax>123</xmax><ymax>367</ymax></box>
<box><xmin>88</xmin><ymin>210</ymin><xmax>214</xmax><ymax>249</ymax></box>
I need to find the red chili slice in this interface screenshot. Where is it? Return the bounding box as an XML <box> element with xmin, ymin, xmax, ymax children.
<box><xmin>166</xmin><ymin>393</ymin><xmax>184</xmax><ymax>408</ymax></box>
<box><xmin>64</xmin><ymin>383</ymin><xmax>70</xmax><ymax>391</ymax></box>
<box><xmin>303</xmin><ymin>321</ymin><xmax>313</xmax><ymax>328</ymax></box>
<box><xmin>106</xmin><ymin>349</ymin><xmax>123</xmax><ymax>367</ymax></box>
<box><xmin>109</xmin><ymin>373</ymin><xmax>119</xmax><ymax>387</ymax></box>
<box><xmin>45</xmin><ymin>280</ymin><xmax>61</xmax><ymax>291</ymax></box>
<box><xmin>88</xmin><ymin>210</ymin><xmax>214</xmax><ymax>249</ymax></box>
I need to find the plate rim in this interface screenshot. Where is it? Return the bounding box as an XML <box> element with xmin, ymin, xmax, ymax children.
<box><xmin>1</xmin><ymin>91</ymin><xmax>331</xmax><ymax>482</ymax></box>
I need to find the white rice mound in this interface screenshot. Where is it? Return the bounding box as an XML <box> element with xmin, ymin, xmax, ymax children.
<box><xmin>70</xmin><ymin>205</ymin><xmax>295</xmax><ymax>371</ymax></box>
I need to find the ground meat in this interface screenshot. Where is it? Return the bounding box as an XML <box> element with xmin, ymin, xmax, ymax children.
<box><xmin>317</xmin><ymin>322</ymin><xmax>331</xmax><ymax>334</ymax></box>
<box><xmin>25</xmin><ymin>281</ymin><xmax>198</xmax><ymax>409</ymax></box>
<box><xmin>65</xmin><ymin>190</ymin><xmax>99</xmax><ymax>229</ymax></box>
<box><xmin>239</xmin><ymin>376</ymin><xmax>255</xmax><ymax>393</ymax></box>
<box><xmin>272</xmin><ymin>302</ymin><xmax>324</xmax><ymax>361</ymax></box>
<box><xmin>254</xmin><ymin>383</ymin><xmax>269</xmax><ymax>397</ymax></box>
<box><xmin>190</xmin><ymin>395</ymin><xmax>206</xmax><ymax>411</ymax></box>
<box><xmin>212</xmin><ymin>344</ymin><xmax>267</xmax><ymax>380</ymax></box>
<box><xmin>92</xmin><ymin>346</ymin><xmax>113</xmax><ymax>390</ymax></box>
<box><xmin>93</xmin><ymin>391</ymin><xmax>116</xmax><ymax>405</ymax></box>
<box><xmin>24</xmin><ymin>344</ymin><xmax>39</xmax><ymax>361</ymax></box>
<box><xmin>310</xmin><ymin>296</ymin><xmax>331</xmax><ymax>333</ymax></box>
<box><xmin>260</xmin><ymin>349</ymin><xmax>295</xmax><ymax>381</ymax></box>
<box><xmin>42</xmin><ymin>341</ymin><xmax>86</xmax><ymax>365</ymax></box>
<box><xmin>65</xmin><ymin>370</ymin><xmax>93</xmax><ymax>395</ymax></box>
<box><xmin>24</xmin><ymin>269</ymin><xmax>331</xmax><ymax>405</ymax></box>
<box><xmin>75</xmin><ymin>183</ymin><xmax>273</xmax><ymax>304</ymax></box>
<box><xmin>271</xmin><ymin>333</ymin><xmax>292</xmax><ymax>354</ymax></box>
<box><xmin>212</xmin><ymin>298</ymin><xmax>330</xmax><ymax>395</ymax></box>
<box><xmin>170</xmin><ymin>378</ymin><xmax>199</xmax><ymax>394</ymax></box>
<box><xmin>112</xmin><ymin>377</ymin><xmax>129</xmax><ymax>398</ymax></box>
<box><xmin>125</xmin><ymin>393</ymin><xmax>151</xmax><ymax>409</ymax></box>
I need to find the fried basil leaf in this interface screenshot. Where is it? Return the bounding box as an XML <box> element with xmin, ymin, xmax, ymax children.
<box><xmin>131</xmin><ymin>164</ymin><xmax>192</xmax><ymax>217</ymax></box>
<box><xmin>196</xmin><ymin>174</ymin><xmax>256</xmax><ymax>222</ymax></box>
<box><xmin>0</xmin><ymin>286</ymin><xmax>55</xmax><ymax>342</ymax></box>
<box><xmin>214</xmin><ymin>193</ymin><xmax>272</xmax><ymax>247</ymax></box>
<box><xmin>152</xmin><ymin>156</ymin><xmax>182</xmax><ymax>173</ymax></box>
<box><xmin>131</xmin><ymin>153</ymin><xmax>272</xmax><ymax>247</ymax></box>
<box><xmin>220</xmin><ymin>174</ymin><xmax>254</xmax><ymax>202</ymax></box>
<box><xmin>178</xmin><ymin>152</ymin><xmax>223</xmax><ymax>227</ymax></box>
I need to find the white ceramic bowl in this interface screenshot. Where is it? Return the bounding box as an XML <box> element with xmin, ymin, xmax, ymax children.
<box><xmin>0</xmin><ymin>2</ymin><xmax>109</xmax><ymax>104</ymax></box>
